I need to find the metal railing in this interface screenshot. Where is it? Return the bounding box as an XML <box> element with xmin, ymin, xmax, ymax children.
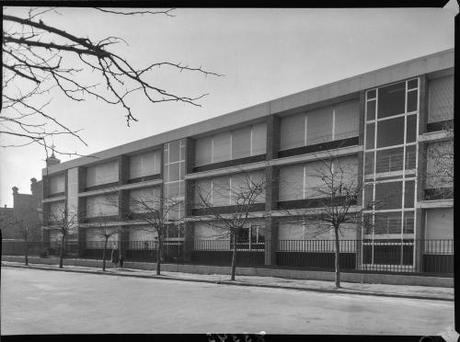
<box><xmin>2</xmin><ymin>238</ymin><xmax>453</xmax><ymax>275</ymax></box>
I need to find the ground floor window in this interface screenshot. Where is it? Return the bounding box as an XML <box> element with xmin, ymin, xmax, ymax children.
<box><xmin>231</xmin><ymin>225</ymin><xmax>265</xmax><ymax>250</ymax></box>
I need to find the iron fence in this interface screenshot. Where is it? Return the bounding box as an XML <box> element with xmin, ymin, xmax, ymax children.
<box><xmin>2</xmin><ymin>238</ymin><xmax>453</xmax><ymax>276</ymax></box>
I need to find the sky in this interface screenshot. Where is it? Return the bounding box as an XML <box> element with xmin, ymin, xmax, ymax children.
<box><xmin>0</xmin><ymin>4</ymin><xmax>457</xmax><ymax>207</ymax></box>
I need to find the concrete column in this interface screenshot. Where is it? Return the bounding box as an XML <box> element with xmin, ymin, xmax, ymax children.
<box><xmin>356</xmin><ymin>90</ymin><xmax>366</xmax><ymax>269</ymax></box>
<box><xmin>183</xmin><ymin>138</ymin><xmax>195</xmax><ymax>262</ymax></box>
<box><xmin>264</xmin><ymin>115</ymin><xmax>280</xmax><ymax>266</ymax></box>
<box><xmin>415</xmin><ymin>76</ymin><xmax>428</xmax><ymax>272</ymax></box>
<box><xmin>119</xmin><ymin>155</ymin><xmax>129</xmax><ymax>185</ymax></box>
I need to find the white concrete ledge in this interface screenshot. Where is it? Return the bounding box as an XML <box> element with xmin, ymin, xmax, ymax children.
<box><xmin>42</xmin><ymin>196</ymin><xmax>66</xmax><ymax>203</ymax></box>
<box><xmin>417</xmin><ymin>199</ymin><xmax>453</xmax><ymax>209</ymax></box>
<box><xmin>77</xmin><ymin>179</ymin><xmax>163</xmax><ymax>198</ymax></box>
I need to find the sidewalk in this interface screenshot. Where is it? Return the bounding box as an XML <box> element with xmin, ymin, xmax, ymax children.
<box><xmin>2</xmin><ymin>261</ymin><xmax>453</xmax><ymax>301</ymax></box>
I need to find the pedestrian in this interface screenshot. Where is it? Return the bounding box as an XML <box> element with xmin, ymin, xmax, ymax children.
<box><xmin>119</xmin><ymin>253</ymin><xmax>124</xmax><ymax>268</ymax></box>
<box><xmin>111</xmin><ymin>243</ymin><xmax>119</xmax><ymax>267</ymax></box>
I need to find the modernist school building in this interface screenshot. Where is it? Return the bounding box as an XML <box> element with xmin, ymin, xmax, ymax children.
<box><xmin>42</xmin><ymin>49</ymin><xmax>454</xmax><ymax>275</ymax></box>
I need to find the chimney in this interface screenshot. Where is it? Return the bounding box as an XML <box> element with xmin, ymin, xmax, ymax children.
<box><xmin>12</xmin><ymin>186</ymin><xmax>19</xmax><ymax>195</ymax></box>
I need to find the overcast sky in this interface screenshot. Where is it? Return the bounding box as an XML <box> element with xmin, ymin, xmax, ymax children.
<box><xmin>0</xmin><ymin>4</ymin><xmax>457</xmax><ymax>206</ymax></box>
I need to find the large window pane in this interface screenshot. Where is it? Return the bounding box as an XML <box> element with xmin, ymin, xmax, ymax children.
<box><xmin>376</xmin><ymin>147</ymin><xmax>404</xmax><ymax>173</ymax></box>
<box><xmin>365</xmin><ymin>152</ymin><xmax>374</xmax><ymax>175</ymax></box>
<box><xmin>377</xmin><ymin>117</ymin><xmax>405</xmax><ymax>148</ymax></box>
<box><xmin>307</xmin><ymin>107</ymin><xmax>333</xmax><ymax>145</ymax></box>
<box><xmin>378</xmin><ymin>82</ymin><xmax>406</xmax><ymax>118</ymax></box>
<box><xmin>212</xmin><ymin>132</ymin><xmax>231</xmax><ymax>163</ymax></box>
<box><xmin>403</xmin><ymin>211</ymin><xmax>414</xmax><ymax>234</ymax></box>
<box><xmin>334</xmin><ymin>100</ymin><xmax>359</xmax><ymax>140</ymax></box>
<box><xmin>49</xmin><ymin>175</ymin><xmax>65</xmax><ymax>194</ymax></box>
<box><xmin>406</xmin><ymin>115</ymin><xmax>417</xmax><ymax>143</ymax></box>
<box><xmin>251</xmin><ymin>122</ymin><xmax>267</xmax><ymax>155</ymax></box>
<box><xmin>364</xmin><ymin>184</ymin><xmax>374</xmax><ymax>209</ymax></box>
<box><xmin>86</xmin><ymin>161</ymin><xmax>119</xmax><ymax>187</ymax></box>
<box><xmin>195</xmin><ymin>137</ymin><xmax>212</xmax><ymax>166</ymax></box>
<box><xmin>129</xmin><ymin>150</ymin><xmax>160</xmax><ymax>179</ymax></box>
<box><xmin>404</xmin><ymin>180</ymin><xmax>415</xmax><ymax>208</ymax></box>
<box><xmin>375</xmin><ymin>212</ymin><xmax>402</xmax><ymax>235</ymax></box>
<box><xmin>168</xmin><ymin>163</ymin><xmax>180</xmax><ymax>182</ymax></box>
<box><xmin>405</xmin><ymin>145</ymin><xmax>416</xmax><ymax>170</ymax></box>
<box><xmin>407</xmin><ymin>90</ymin><xmax>418</xmax><ymax>113</ymax></box>
<box><xmin>366</xmin><ymin>100</ymin><xmax>376</xmax><ymax>121</ymax></box>
<box><xmin>231</xmin><ymin>127</ymin><xmax>251</xmax><ymax>159</ymax></box>
<box><xmin>375</xmin><ymin>181</ymin><xmax>403</xmax><ymax>209</ymax></box>
<box><xmin>280</xmin><ymin>113</ymin><xmax>305</xmax><ymax>150</ymax></box>
<box><xmin>366</xmin><ymin>123</ymin><xmax>375</xmax><ymax>149</ymax></box>
<box><xmin>194</xmin><ymin>179</ymin><xmax>211</xmax><ymax>208</ymax></box>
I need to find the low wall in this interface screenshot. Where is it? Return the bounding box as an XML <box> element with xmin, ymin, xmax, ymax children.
<box><xmin>2</xmin><ymin>255</ymin><xmax>453</xmax><ymax>288</ymax></box>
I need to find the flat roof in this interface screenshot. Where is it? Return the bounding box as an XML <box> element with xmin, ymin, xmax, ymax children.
<box><xmin>43</xmin><ymin>48</ymin><xmax>454</xmax><ymax>175</ymax></box>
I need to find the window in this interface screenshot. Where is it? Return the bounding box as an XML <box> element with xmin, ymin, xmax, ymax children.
<box><xmin>365</xmin><ymin>152</ymin><xmax>374</xmax><ymax>175</ymax></box>
<box><xmin>252</xmin><ymin>122</ymin><xmax>267</xmax><ymax>155</ymax></box>
<box><xmin>406</xmin><ymin>115</ymin><xmax>417</xmax><ymax>143</ymax></box>
<box><xmin>280</xmin><ymin>113</ymin><xmax>305</xmax><ymax>150</ymax></box>
<box><xmin>86</xmin><ymin>160</ymin><xmax>119</xmax><ymax>187</ymax></box>
<box><xmin>374</xmin><ymin>212</ymin><xmax>402</xmax><ymax>235</ymax></box>
<box><xmin>128</xmin><ymin>187</ymin><xmax>160</xmax><ymax>213</ymax></box>
<box><xmin>403</xmin><ymin>211</ymin><xmax>414</xmax><ymax>234</ymax></box>
<box><xmin>404</xmin><ymin>180</ymin><xmax>415</xmax><ymax>208</ymax></box>
<box><xmin>377</xmin><ymin>117</ymin><xmax>405</xmax><ymax>148</ymax></box>
<box><xmin>375</xmin><ymin>181</ymin><xmax>402</xmax><ymax>209</ymax></box>
<box><xmin>231</xmin><ymin>225</ymin><xmax>265</xmax><ymax>250</ymax></box>
<box><xmin>231</xmin><ymin>127</ymin><xmax>251</xmax><ymax>159</ymax></box>
<box><xmin>195</xmin><ymin>137</ymin><xmax>212</xmax><ymax>166</ymax></box>
<box><xmin>378</xmin><ymin>82</ymin><xmax>406</xmax><ymax>118</ymax></box>
<box><xmin>307</xmin><ymin>107</ymin><xmax>333</xmax><ymax>145</ymax></box>
<box><xmin>212</xmin><ymin>132</ymin><xmax>231</xmax><ymax>163</ymax></box>
<box><xmin>364</xmin><ymin>184</ymin><xmax>374</xmax><ymax>209</ymax></box>
<box><xmin>49</xmin><ymin>174</ymin><xmax>65</xmax><ymax>194</ymax></box>
<box><xmin>86</xmin><ymin>194</ymin><xmax>118</xmax><ymax>217</ymax></box>
<box><xmin>129</xmin><ymin>150</ymin><xmax>161</xmax><ymax>179</ymax></box>
<box><xmin>405</xmin><ymin>145</ymin><xmax>416</xmax><ymax>170</ymax></box>
<box><xmin>366</xmin><ymin>123</ymin><xmax>375</xmax><ymax>149</ymax></box>
<box><xmin>375</xmin><ymin>147</ymin><xmax>404</xmax><ymax>173</ymax></box>
<box><xmin>334</xmin><ymin>100</ymin><xmax>359</xmax><ymax>140</ymax></box>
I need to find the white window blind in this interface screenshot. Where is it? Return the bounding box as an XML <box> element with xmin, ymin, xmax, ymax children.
<box><xmin>86</xmin><ymin>194</ymin><xmax>118</xmax><ymax>217</ymax></box>
<box><xmin>212</xmin><ymin>176</ymin><xmax>230</xmax><ymax>207</ymax></box>
<box><xmin>129</xmin><ymin>227</ymin><xmax>157</xmax><ymax>241</ymax></box>
<box><xmin>307</xmin><ymin>107</ymin><xmax>333</xmax><ymax>145</ymax></box>
<box><xmin>49</xmin><ymin>175</ymin><xmax>65</xmax><ymax>194</ymax></box>
<box><xmin>195</xmin><ymin>136</ymin><xmax>213</xmax><ymax>167</ymax></box>
<box><xmin>194</xmin><ymin>179</ymin><xmax>212</xmax><ymax>208</ymax></box>
<box><xmin>280</xmin><ymin>113</ymin><xmax>305</xmax><ymax>150</ymax></box>
<box><xmin>304</xmin><ymin>160</ymin><xmax>329</xmax><ymax>199</ymax></box>
<box><xmin>251</xmin><ymin>122</ymin><xmax>267</xmax><ymax>155</ymax></box>
<box><xmin>334</xmin><ymin>100</ymin><xmax>359</xmax><ymax>140</ymax></box>
<box><xmin>231</xmin><ymin>127</ymin><xmax>251</xmax><ymax>159</ymax></box>
<box><xmin>212</xmin><ymin>132</ymin><xmax>232</xmax><ymax>163</ymax></box>
<box><xmin>279</xmin><ymin>164</ymin><xmax>304</xmax><ymax>201</ymax></box>
<box><xmin>128</xmin><ymin>187</ymin><xmax>160</xmax><ymax>213</ymax></box>
<box><xmin>428</xmin><ymin>75</ymin><xmax>454</xmax><ymax>123</ymax></box>
<box><xmin>129</xmin><ymin>150</ymin><xmax>160</xmax><ymax>179</ymax></box>
<box><xmin>86</xmin><ymin>161</ymin><xmax>119</xmax><ymax>187</ymax></box>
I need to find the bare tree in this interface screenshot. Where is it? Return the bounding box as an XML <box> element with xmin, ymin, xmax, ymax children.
<box><xmin>194</xmin><ymin>172</ymin><xmax>266</xmax><ymax>281</ymax></box>
<box><xmin>91</xmin><ymin>214</ymin><xmax>119</xmax><ymax>271</ymax></box>
<box><xmin>292</xmin><ymin>156</ymin><xmax>370</xmax><ymax>288</ymax></box>
<box><xmin>127</xmin><ymin>189</ymin><xmax>183</xmax><ymax>275</ymax></box>
<box><xmin>48</xmin><ymin>204</ymin><xmax>78</xmax><ymax>268</ymax></box>
<box><xmin>2</xmin><ymin>7</ymin><xmax>221</xmax><ymax>155</ymax></box>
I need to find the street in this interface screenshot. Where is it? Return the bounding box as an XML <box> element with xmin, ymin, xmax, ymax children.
<box><xmin>1</xmin><ymin>267</ymin><xmax>454</xmax><ymax>335</ymax></box>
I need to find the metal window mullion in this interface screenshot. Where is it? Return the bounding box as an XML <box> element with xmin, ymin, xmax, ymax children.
<box><xmin>332</xmin><ymin>109</ymin><xmax>336</xmax><ymax>141</ymax></box>
<box><xmin>303</xmin><ymin>165</ymin><xmax>307</xmax><ymax>200</ymax></box>
<box><xmin>304</xmin><ymin>114</ymin><xmax>308</xmax><ymax>146</ymax></box>
<box><xmin>230</xmin><ymin>132</ymin><xmax>233</xmax><ymax>160</ymax></box>
<box><xmin>412</xmin><ymin>77</ymin><xmax>420</xmax><ymax>268</ymax></box>
<box><xmin>250</xmin><ymin>126</ymin><xmax>253</xmax><ymax>156</ymax></box>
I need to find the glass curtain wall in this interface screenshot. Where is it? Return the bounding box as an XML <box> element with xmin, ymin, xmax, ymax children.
<box><xmin>362</xmin><ymin>78</ymin><xmax>419</xmax><ymax>270</ymax></box>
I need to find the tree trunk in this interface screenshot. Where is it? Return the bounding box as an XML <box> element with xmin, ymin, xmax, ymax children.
<box><xmin>230</xmin><ymin>233</ymin><xmax>237</xmax><ymax>281</ymax></box>
<box><xmin>334</xmin><ymin>227</ymin><xmax>341</xmax><ymax>288</ymax></box>
<box><xmin>102</xmin><ymin>238</ymin><xmax>108</xmax><ymax>271</ymax></box>
<box><xmin>24</xmin><ymin>239</ymin><xmax>29</xmax><ymax>266</ymax></box>
<box><xmin>59</xmin><ymin>234</ymin><xmax>65</xmax><ymax>268</ymax></box>
<box><xmin>156</xmin><ymin>234</ymin><xmax>162</xmax><ymax>276</ymax></box>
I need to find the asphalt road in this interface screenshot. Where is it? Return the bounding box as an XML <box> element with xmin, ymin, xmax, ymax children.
<box><xmin>1</xmin><ymin>267</ymin><xmax>454</xmax><ymax>335</ymax></box>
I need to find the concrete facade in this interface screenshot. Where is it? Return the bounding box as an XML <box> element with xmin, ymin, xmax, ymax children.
<box><xmin>40</xmin><ymin>49</ymin><xmax>454</xmax><ymax>276</ymax></box>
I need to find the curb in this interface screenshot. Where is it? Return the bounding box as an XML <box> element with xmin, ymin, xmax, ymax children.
<box><xmin>2</xmin><ymin>263</ymin><xmax>453</xmax><ymax>302</ymax></box>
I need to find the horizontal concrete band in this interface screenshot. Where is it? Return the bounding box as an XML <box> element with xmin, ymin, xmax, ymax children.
<box><xmin>2</xmin><ymin>255</ymin><xmax>452</xmax><ymax>288</ymax></box>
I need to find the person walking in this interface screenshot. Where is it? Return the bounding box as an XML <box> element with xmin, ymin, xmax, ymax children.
<box><xmin>111</xmin><ymin>243</ymin><xmax>119</xmax><ymax>267</ymax></box>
